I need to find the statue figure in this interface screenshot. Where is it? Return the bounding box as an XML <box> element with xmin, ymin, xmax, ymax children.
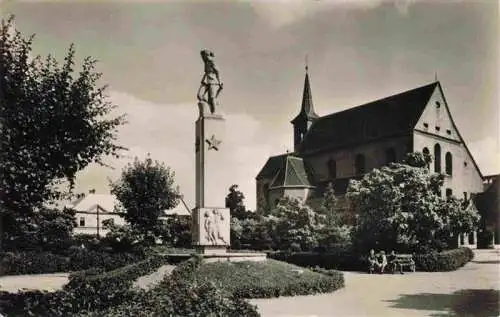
<box><xmin>197</xmin><ymin>49</ymin><xmax>223</xmax><ymax>115</ymax></box>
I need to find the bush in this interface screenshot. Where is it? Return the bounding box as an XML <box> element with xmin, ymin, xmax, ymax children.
<box><xmin>268</xmin><ymin>246</ymin><xmax>366</xmax><ymax>272</ymax></box>
<box><xmin>413</xmin><ymin>247</ymin><xmax>474</xmax><ymax>272</ymax></box>
<box><xmin>193</xmin><ymin>259</ymin><xmax>344</xmax><ymax>299</ymax></box>
<box><xmin>0</xmin><ymin>249</ymin><xmax>146</xmax><ymax>276</ymax></box>
<box><xmin>0</xmin><ymin>254</ymin><xmax>171</xmax><ymax>317</ymax></box>
<box><xmin>73</xmin><ymin>255</ymin><xmax>260</xmax><ymax>317</ymax></box>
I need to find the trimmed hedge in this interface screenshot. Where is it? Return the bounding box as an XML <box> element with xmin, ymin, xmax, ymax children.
<box><xmin>193</xmin><ymin>259</ymin><xmax>345</xmax><ymax>299</ymax></box>
<box><xmin>268</xmin><ymin>248</ymin><xmax>366</xmax><ymax>272</ymax></box>
<box><xmin>0</xmin><ymin>254</ymin><xmax>170</xmax><ymax>317</ymax></box>
<box><xmin>0</xmin><ymin>249</ymin><xmax>146</xmax><ymax>276</ymax></box>
<box><xmin>73</xmin><ymin>256</ymin><xmax>261</xmax><ymax>317</ymax></box>
<box><xmin>414</xmin><ymin>247</ymin><xmax>474</xmax><ymax>272</ymax></box>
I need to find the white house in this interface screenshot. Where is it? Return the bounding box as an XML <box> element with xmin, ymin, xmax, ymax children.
<box><xmin>68</xmin><ymin>194</ymin><xmax>192</xmax><ymax>237</ymax></box>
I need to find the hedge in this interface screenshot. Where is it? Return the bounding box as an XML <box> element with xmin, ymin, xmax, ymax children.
<box><xmin>193</xmin><ymin>259</ymin><xmax>345</xmax><ymax>299</ymax></box>
<box><xmin>73</xmin><ymin>256</ymin><xmax>261</xmax><ymax>317</ymax></box>
<box><xmin>268</xmin><ymin>248</ymin><xmax>366</xmax><ymax>272</ymax></box>
<box><xmin>268</xmin><ymin>247</ymin><xmax>474</xmax><ymax>272</ymax></box>
<box><xmin>0</xmin><ymin>254</ymin><xmax>170</xmax><ymax>317</ymax></box>
<box><xmin>413</xmin><ymin>247</ymin><xmax>474</xmax><ymax>272</ymax></box>
<box><xmin>0</xmin><ymin>249</ymin><xmax>146</xmax><ymax>276</ymax></box>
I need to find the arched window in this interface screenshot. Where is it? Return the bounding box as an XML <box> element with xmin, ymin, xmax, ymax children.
<box><xmin>423</xmin><ymin>147</ymin><xmax>431</xmax><ymax>168</ymax></box>
<box><xmin>385</xmin><ymin>148</ymin><xmax>396</xmax><ymax>164</ymax></box>
<box><xmin>327</xmin><ymin>158</ymin><xmax>337</xmax><ymax>178</ymax></box>
<box><xmin>355</xmin><ymin>154</ymin><xmax>365</xmax><ymax>175</ymax></box>
<box><xmin>445</xmin><ymin>152</ymin><xmax>452</xmax><ymax>175</ymax></box>
<box><xmin>263</xmin><ymin>183</ymin><xmax>270</xmax><ymax>205</ymax></box>
<box><xmin>434</xmin><ymin>144</ymin><xmax>441</xmax><ymax>173</ymax></box>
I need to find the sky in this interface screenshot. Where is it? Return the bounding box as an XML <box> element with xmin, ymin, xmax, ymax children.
<box><xmin>1</xmin><ymin>0</ymin><xmax>499</xmax><ymax>210</ymax></box>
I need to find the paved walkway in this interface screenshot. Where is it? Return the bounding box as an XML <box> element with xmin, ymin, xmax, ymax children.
<box><xmin>251</xmin><ymin>249</ymin><xmax>500</xmax><ymax>317</ymax></box>
<box><xmin>0</xmin><ymin>273</ymin><xmax>69</xmax><ymax>293</ymax></box>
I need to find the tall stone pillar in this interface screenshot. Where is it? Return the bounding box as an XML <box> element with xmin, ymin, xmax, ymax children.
<box><xmin>192</xmin><ymin>107</ymin><xmax>231</xmax><ymax>255</ymax></box>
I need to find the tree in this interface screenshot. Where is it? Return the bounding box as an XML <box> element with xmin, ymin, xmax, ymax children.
<box><xmin>270</xmin><ymin>196</ymin><xmax>325</xmax><ymax>251</ymax></box>
<box><xmin>110</xmin><ymin>156</ymin><xmax>181</xmax><ymax>243</ymax></box>
<box><xmin>347</xmin><ymin>152</ymin><xmax>479</xmax><ymax>253</ymax></box>
<box><xmin>0</xmin><ymin>17</ymin><xmax>125</xmax><ymax>247</ymax></box>
<box><xmin>320</xmin><ymin>182</ymin><xmax>339</xmax><ymax>227</ymax></box>
<box><xmin>225</xmin><ymin>184</ymin><xmax>248</xmax><ymax>220</ymax></box>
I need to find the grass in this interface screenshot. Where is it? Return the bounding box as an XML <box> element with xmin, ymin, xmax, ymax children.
<box><xmin>193</xmin><ymin>259</ymin><xmax>345</xmax><ymax>299</ymax></box>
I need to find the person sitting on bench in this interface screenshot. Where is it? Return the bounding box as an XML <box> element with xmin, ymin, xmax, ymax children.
<box><xmin>378</xmin><ymin>251</ymin><xmax>388</xmax><ymax>273</ymax></box>
<box><xmin>368</xmin><ymin>249</ymin><xmax>379</xmax><ymax>273</ymax></box>
<box><xmin>387</xmin><ymin>250</ymin><xmax>403</xmax><ymax>274</ymax></box>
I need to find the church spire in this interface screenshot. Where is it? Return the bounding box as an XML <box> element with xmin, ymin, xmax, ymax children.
<box><xmin>291</xmin><ymin>59</ymin><xmax>319</xmax><ymax>152</ymax></box>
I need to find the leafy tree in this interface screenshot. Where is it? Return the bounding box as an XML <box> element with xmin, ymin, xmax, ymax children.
<box><xmin>270</xmin><ymin>196</ymin><xmax>325</xmax><ymax>251</ymax></box>
<box><xmin>110</xmin><ymin>156</ymin><xmax>181</xmax><ymax>244</ymax></box>
<box><xmin>0</xmin><ymin>17</ymin><xmax>125</xmax><ymax>247</ymax></box>
<box><xmin>225</xmin><ymin>184</ymin><xmax>249</xmax><ymax>220</ymax></box>
<box><xmin>347</xmin><ymin>152</ymin><xmax>479</xmax><ymax>253</ymax></box>
<box><xmin>320</xmin><ymin>182</ymin><xmax>339</xmax><ymax>227</ymax></box>
<box><xmin>6</xmin><ymin>208</ymin><xmax>76</xmax><ymax>252</ymax></box>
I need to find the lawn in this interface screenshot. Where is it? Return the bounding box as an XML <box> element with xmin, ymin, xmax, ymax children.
<box><xmin>193</xmin><ymin>259</ymin><xmax>345</xmax><ymax>298</ymax></box>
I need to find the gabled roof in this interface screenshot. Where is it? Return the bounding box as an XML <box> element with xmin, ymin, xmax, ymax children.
<box><xmin>163</xmin><ymin>198</ymin><xmax>192</xmax><ymax>217</ymax></box>
<box><xmin>299</xmin><ymin>82</ymin><xmax>439</xmax><ymax>154</ymax></box>
<box><xmin>269</xmin><ymin>156</ymin><xmax>314</xmax><ymax>188</ymax></box>
<box><xmin>69</xmin><ymin>194</ymin><xmax>119</xmax><ymax>213</ymax></box>
<box><xmin>291</xmin><ymin>70</ymin><xmax>319</xmax><ymax>124</ymax></box>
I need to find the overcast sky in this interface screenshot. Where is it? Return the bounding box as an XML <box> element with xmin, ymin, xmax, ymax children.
<box><xmin>1</xmin><ymin>0</ymin><xmax>498</xmax><ymax>210</ymax></box>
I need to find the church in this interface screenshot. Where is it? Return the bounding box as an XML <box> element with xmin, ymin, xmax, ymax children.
<box><xmin>256</xmin><ymin>68</ymin><xmax>487</xmax><ymax>228</ymax></box>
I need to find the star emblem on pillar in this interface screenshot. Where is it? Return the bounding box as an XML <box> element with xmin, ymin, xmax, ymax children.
<box><xmin>206</xmin><ymin>134</ymin><xmax>221</xmax><ymax>151</ymax></box>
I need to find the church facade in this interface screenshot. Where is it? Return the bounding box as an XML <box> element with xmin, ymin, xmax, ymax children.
<box><xmin>256</xmin><ymin>70</ymin><xmax>485</xmax><ymax>225</ymax></box>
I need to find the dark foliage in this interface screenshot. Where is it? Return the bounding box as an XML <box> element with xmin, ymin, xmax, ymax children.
<box><xmin>413</xmin><ymin>247</ymin><xmax>474</xmax><ymax>272</ymax></box>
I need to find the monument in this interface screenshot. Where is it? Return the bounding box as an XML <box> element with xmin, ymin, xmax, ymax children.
<box><xmin>191</xmin><ymin>50</ymin><xmax>265</xmax><ymax>262</ymax></box>
<box><xmin>192</xmin><ymin>49</ymin><xmax>231</xmax><ymax>255</ymax></box>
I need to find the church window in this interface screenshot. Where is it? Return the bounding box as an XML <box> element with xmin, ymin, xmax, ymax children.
<box><xmin>385</xmin><ymin>147</ymin><xmax>396</xmax><ymax>164</ymax></box>
<box><xmin>355</xmin><ymin>154</ymin><xmax>365</xmax><ymax>175</ymax></box>
<box><xmin>445</xmin><ymin>152</ymin><xmax>453</xmax><ymax>175</ymax></box>
<box><xmin>434</xmin><ymin>144</ymin><xmax>441</xmax><ymax>173</ymax></box>
<box><xmin>464</xmin><ymin>161</ymin><xmax>468</xmax><ymax>167</ymax></box>
<box><xmin>435</xmin><ymin>126</ymin><xmax>440</xmax><ymax>132</ymax></box>
<box><xmin>327</xmin><ymin>159</ymin><xmax>337</xmax><ymax>178</ymax></box>
<box><xmin>446</xmin><ymin>129</ymin><xmax>452</xmax><ymax>135</ymax></box>
<box><xmin>463</xmin><ymin>192</ymin><xmax>468</xmax><ymax>201</ymax></box>
<box><xmin>423</xmin><ymin>123</ymin><xmax>429</xmax><ymax>128</ymax></box>
<box><xmin>436</xmin><ymin>101</ymin><xmax>441</xmax><ymax>108</ymax></box>
<box><xmin>79</xmin><ymin>217</ymin><xmax>85</xmax><ymax>227</ymax></box>
<box><xmin>264</xmin><ymin>184</ymin><xmax>270</xmax><ymax>205</ymax></box>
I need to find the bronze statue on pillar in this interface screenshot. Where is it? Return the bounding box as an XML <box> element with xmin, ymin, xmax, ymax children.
<box><xmin>197</xmin><ymin>49</ymin><xmax>223</xmax><ymax>115</ymax></box>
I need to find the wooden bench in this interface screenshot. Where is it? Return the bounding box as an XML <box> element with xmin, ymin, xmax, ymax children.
<box><xmin>389</xmin><ymin>254</ymin><xmax>416</xmax><ymax>273</ymax></box>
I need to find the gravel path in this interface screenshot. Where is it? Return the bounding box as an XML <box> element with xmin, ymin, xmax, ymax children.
<box><xmin>0</xmin><ymin>273</ymin><xmax>69</xmax><ymax>292</ymax></box>
<box><xmin>133</xmin><ymin>264</ymin><xmax>176</xmax><ymax>290</ymax></box>
<box><xmin>251</xmin><ymin>249</ymin><xmax>500</xmax><ymax>317</ymax></box>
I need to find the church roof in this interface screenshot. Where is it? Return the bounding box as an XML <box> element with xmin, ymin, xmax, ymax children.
<box><xmin>291</xmin><ymin>70</ymin><xmax>319</xmax><ymax>124</ymax></box>
<box><xmin>269</xmin><ymin>156</ymin><xmax>314</xmax><ymax>188</ymax></box>
<box><xmin>299</xmin><ymin>82</ymin><xmax>439</xmax><ymax>154</ymax></box>
<box><xmin>256</xmin><ymin>153</ymin><xmax>290</xmax><ymax>180</ymax></box>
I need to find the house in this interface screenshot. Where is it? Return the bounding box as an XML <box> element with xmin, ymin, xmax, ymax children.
<box><xmin>475</xmin><ymin>174</ymin><xmax>500</xmax><ymax>244</ymax></box>
<box><xmin>256</xmin><ymin>68</ymin><xmax>487</xmax><ymax>246</ymax></box>
<box><xmin>68</xmin><ymin>194</ymin><xmax>191</xmax><ymax>237</ymax></box>
<box><xmin>68</xmin><ymin>194</ymin><xmax>125</xmax><ymax>237</ymax></box>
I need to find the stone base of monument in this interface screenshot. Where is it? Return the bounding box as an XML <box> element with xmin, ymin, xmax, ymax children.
<box><xmin>195</xmin><ymin>246</ymin><xmax>267</xmax><ymax>263</ymax></box>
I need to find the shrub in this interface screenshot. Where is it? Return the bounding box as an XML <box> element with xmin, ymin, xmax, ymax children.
<box><xmin>414</xmin><ymin>247</ymin><xmax>474</xmax><ymax>272</ymax></box>
<box><xmin>268</xmin><ymin>246</ymin><xmax>366</xmax><ymax>271</ymax></box>
<box><xmin>74</xmin><ymin>255</ymin><xmax>260</xmax><ymax>317</ymax></box>
<box><xmin>193</xmin><ymin>259</ymin><xmax>345</xmax><ymax>299</ymax></box>
<box><xmin>0</xmin><ymin>254</ymin><xmax>170</xmax><ymax>317</ymax></box>
<box><xmin>0</xmin><ymin>249</ymin><xmax>146</xmax><ymax>276</ymax></box>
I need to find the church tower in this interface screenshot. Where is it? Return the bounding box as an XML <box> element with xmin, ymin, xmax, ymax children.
<box><xmin>291</xmin><ymin>64</ymin><xmax>318</xmax><ymax>152</ymax></box>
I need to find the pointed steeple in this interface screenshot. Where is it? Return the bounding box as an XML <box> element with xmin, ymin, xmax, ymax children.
<box><xmin>291</xmin><ymin>61</ymin><xmax>319</xmax><ymax>152</ymax></box>
<box><xmin>292</xmin><ymin>63</ymin><xmax>319</xmax><ymax>125</ymax></box>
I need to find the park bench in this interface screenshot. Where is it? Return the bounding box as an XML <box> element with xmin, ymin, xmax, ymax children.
<box><xmin>389</xmin><ymin>254</ymin><xmax>416</xmax><ymax>273</ymax></box>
